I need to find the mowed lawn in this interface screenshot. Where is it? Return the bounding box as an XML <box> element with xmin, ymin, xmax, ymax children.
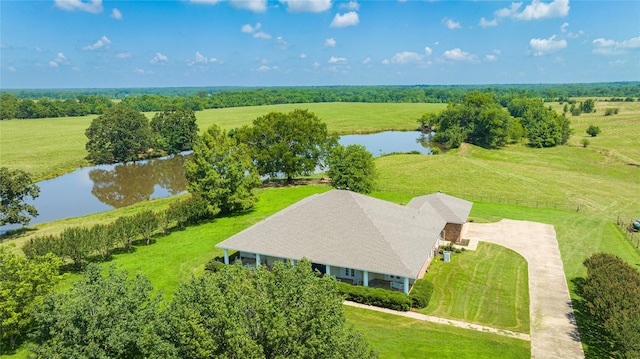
<box><xmin>419</xmin><ymin>243</ymin><xmax>529</xmax><ymax>334</ymax></box>
<box><xmin>344</xmin><ymin>306</ymin><xmax>530</xmax><ymax>359</ymax></box>
<box><xmin>0</xmin><ymin>102</ymin><xmax>444</xmax><ymax>180</ymax></box>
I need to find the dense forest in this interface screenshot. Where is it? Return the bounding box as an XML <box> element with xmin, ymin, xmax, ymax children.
<box><xmin>1</xmin><ymin>82</ymin><xmax>639</xmax><ymax>120</ymax></box>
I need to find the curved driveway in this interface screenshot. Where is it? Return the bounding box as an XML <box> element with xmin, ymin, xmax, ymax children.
<box><xmin>462</xmin><ymin>219</ymin><xmax>584</xmax><ymax>359</ymax></box>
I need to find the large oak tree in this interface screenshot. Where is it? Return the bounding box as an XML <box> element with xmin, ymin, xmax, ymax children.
<box><xmin>236</xmin><ymin>109</ymin><xmax>336</xmax><ymax>182</ymax></box>
<box><xmin>85</xmin><ymin>105</ymin><xmax>153</xmax><ymax>164</ymax></box>
<box><xmin>0</xmin><ymin>167</ymin><xmax>40</xmax><ymax>226</ymax></box>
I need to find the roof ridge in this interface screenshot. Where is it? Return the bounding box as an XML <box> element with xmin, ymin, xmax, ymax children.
<box><xmin>351</xmin><ymin>192</ymin><xmax>419</xmax><ymax>276</ymax></box>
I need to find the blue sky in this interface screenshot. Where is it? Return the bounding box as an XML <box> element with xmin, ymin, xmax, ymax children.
<box><xmin>1</xmin><ymin>0</ymin><xmax>639</xmax><ymax>88</ymax></box>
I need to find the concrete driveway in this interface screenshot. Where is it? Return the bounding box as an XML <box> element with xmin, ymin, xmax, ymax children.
<box><xmin>462</xmin><ymin>219</ymin><xmax>584</xmax><ymax>359</ymax></box>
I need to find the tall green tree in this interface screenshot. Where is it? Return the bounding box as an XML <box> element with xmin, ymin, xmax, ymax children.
<box><xmin>519</xmin><ymin>100</ymin><xmax>572</xmax><ymax>147</ymax></box>
<box><xmin>31</xmin><ymin>265</ymin><xmax>174</xmax><ymax>359</ymax></box>
<box><xmin>327</xmin><ymin>144</ymin><xmax>376</xmax><ymax>194</ymax></box>
<box><xmin>186</xmin><ymin>124</ymin><xmax>261</xmax><ymax>215</ymax></box>
<box><xmin>0</xmin><ymin>167</ymin><xmax>40</xmax><ymax>226</ymax></box>
<box><xmin>0</xmin><ymin>247</ymin><xmax>62</xmax><ymax>354</ymax></box>
<box><xmin>432</xmin><ymin>91</ymin><xmax>513</xmax><ymax>149</ymax></box>
<box><xmin>150</xmin><ymin>106</ymin><xmax>199</xmax><ymax>154</ymax></box>
<box><xmin>85</xmin><ymin>105</ymin><xmax>153</xmax><ymax>164</ymax></box>
<box><xmin>166</xmin><ymin>260</ymin><xmax>377</xmax><ymax>359</ymax></box>
<box><xmin>237</xmin><ymin>109</ymin><xmax>336</xmax><ymax>182</ymax></box>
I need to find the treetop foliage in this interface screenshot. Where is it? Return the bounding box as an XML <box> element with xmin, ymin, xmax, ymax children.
<box><xmin>581</xmin><ymin>253</ymin><xmax>640</xmax><ymax>357</ymax></box>
<box><xmin>0</xmin><ymin>247</ymin><xmax>62</xmax><ymax>354</ymax></box>
<box><xmin>327</xmin><ymin>144</ymin><xmax>376</xmax><ymax>194</ymax></box>
<box><xmin>236</xmin><ymin>109</ymin><xmax>336</xmax><ymax>182</ymax></box>
<box><xmin>0</xmin><ymin>167</ymin><xmax>40</xmax><ymax>226</ymax></box>
<box><xmin>186</xmin><ymin>124</ymin><xmax>261</xmax><ymax>215</ymax></box>
<box><xmin>3</xmin><ymin>83</ymin><xmax>639</xmax><ymax>120</ymax></box>
<box><xmin>150</xmin><ymin>107</ymin><xmax>199</xmax><ymax>154</ymax></box>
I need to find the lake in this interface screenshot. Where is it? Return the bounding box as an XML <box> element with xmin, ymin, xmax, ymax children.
<box><xmin>1</xmin><ymin>131</ymin><xmax>431</xmax><ymax>232</ymax></box>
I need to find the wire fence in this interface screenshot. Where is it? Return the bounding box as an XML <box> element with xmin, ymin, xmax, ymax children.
<box><xmin>375</xmin><ymin>186</ymin><xmax>583</xmax><ymax>212</ymax></box>
<box><xmin>616</xmin><ymin>216</ymin><xmax>640</xmax><ymax>252</ymax></box>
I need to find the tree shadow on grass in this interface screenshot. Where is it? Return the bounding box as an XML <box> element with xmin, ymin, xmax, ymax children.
<box><xmin>571</xmin><ymin>277</ymin><xmax>614</xmax><ymax>359</ymax></box>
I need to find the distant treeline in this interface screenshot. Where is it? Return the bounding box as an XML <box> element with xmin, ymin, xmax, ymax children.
<box><xmin>1</xmin><ymin>83</ymin><xmax>639</xmax><ymax>120</ymax></box>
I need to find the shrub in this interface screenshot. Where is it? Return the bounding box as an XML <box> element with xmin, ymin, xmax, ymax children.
<box><xmin>586</xmin><ymin>125</ymin><xmax>600</xmax><ymax>137</ymax></box>
<box><xmin>338</xmin><ymin>282</ymin><xmax>411</xmax><ymax>311</ymax></box>
<box><xmin>204</xmin><ymin>258</ymin><xmax>225</xmax><ymax>273</ymax></box>
<box><xmin>581</xmin><ymin>253</ymin><xmax>640</xmax><ymax>357</ymax></box>
<box><xmin>581</xmin><ymin>139</ymin><xmax>590</xmax><ymax>148</ymax></box>
<box><xmin>409</xmin><ymin>280</ymin><xmax>434</xmax><ymax>309</ymax></box>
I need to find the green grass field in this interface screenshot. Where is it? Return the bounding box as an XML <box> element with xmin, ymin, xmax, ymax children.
<box><xmin>419</xmin><ymin>243</ymin><xmax>529</xmax><ymax>334</ymax></box>
<box><xmin>2</xmin><ymin>99</ymin><xmax>639</xmax><ymax>358</ymax></box>
<box><xmin>344</xmin><ymin>306</ymin><xmax>530</xmax><ymax>359</ymax></box>
<box><xmin>0</xmin><ymin>102</ymin><xmax>443</xmax><ymax>180</ymax></box>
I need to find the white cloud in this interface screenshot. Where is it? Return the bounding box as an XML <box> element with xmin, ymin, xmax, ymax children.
<box><xmin>254</xmin><ymin>31</ymin><xmax>272</xmax><ymax>39</ymax></box>
<box><xmin>424</xmin><ymin>47</ymin><xmax>432</xmax><ymax>56</ymax></box>
<box><xmin>134</xmin><ymin>67</ymin><xmax>153</xmax><ymax>75</ymax></box>
<box><xmin>593</xmin><ymin>36</ymin><xmax>640</xmax><ymax>55</ymax></box>
<box><xmin>8</xmin><ymin>66</ymin><xmax>16</xmax><ymax>72</ymax></box>
<box><xmin>150</xmin><ymin>52</ymin><xmax>168</xmax><ymax>64</ymax></box>
<box><xmin>279</xmin><ymin>0</ymin><xmax>332</xmax><ymax>13</ymax></box>
<box><xmin>276</xmin><ymin>36</ymin><xmax>290</xmax><ymax>49</ymax></box>
<box><xmin>529</xmin><ymin>35</ymin><xmax>567</xmax><ymax>56</ymax></box>
<box><xmin>116</xmin><ymin>52</ymin><xmax>131</xmax><ymax>59</ymax></box>
<box><xmin>325</xmin><ymin>37</ymin><xmax>337</xmax><ymax>47</ymax></box>
<box><xmin>331</xmin><ymin>11</ymin><xmax>359</xmax><ymax>28</ymax></box>
<box><xmin>313</xmin><ymin>61</ymin><xmax>320</xmax><ymax>68</ymax></box>
<box><xmin>50</xmin><ymin>52</ymin><xmax>68</xmax><ymax>67</ymax></box>
<box><xmin>188</xmin><ymin>52</ymin><xmax>222</xmax><ymax>68</ymax></box>
<box><xmin>362</xmin><ymin>57</ymin><xmax>371</xmax><ymax>64</ymax></box>
<box><xmin>257</xmin><ymin>64</ymin><xmax>279</xmax><ymax>71</ymax></box>
<box><xmin>329</xmin><ymin>56</ymin><xmax>347</xmax><ymax>63</ymax></box>
<box><xmin>383</xmin><ymin>51</ymin><xmax>423</xmax><ymax>65</ymax></box>
<box><xmin>83</xmin><ymin>35</ymin><xmax>111</xmax><ymax>51</ymax></box>
<box><xmin>479</xmin><ymin>17</ymin><xmax>497</xmax><ymax>28</ymax></box>
<box><xmin>340</xmin><ymin>1</ymin><xmax>359</xmax><ymax>11</ymax></box>
<box><xmin>485</xmin><ymin>54</ymin><xmax>498</xmax><ymax>61</ymax></box>
<box><xmin>111</xmin><ymin>8</ymin><xmax>122</xmax><ymax>20</ymax></box>
<box><xmin>442</xmin><ymin>17</ymin><xmax>461</xmax><ymax>29</ymax></box>
<box><xmin>560</xmin><ymin>22</ymin><xmax>568</xmax><ymax>32</ymax></box>
<box><xmin>242</xmin><ymin>23</ymin><xmax>262</xmax><ymax>33</ymax></box>
<box><xmin>497</xmin><ymin>0</ymin><xmax>569</xmax><ymax>20</ymax></box>
<box><xmin>54</xmin><ymin>0</ymin><xmax>103</xmax><ymax>14</ymax></box>
<box><xmin>442</xmin><ymin>48</ymin><xmax>479</xmax><ymax>62</ymax></box>
<box><xmin>190</xmin><ymin>0</ymin><xmax>266</xmax><ymax>12</ymax></box>
<box><xmin>230</xmin><ymin>0</ymin><xmax>267</xmax><ymax>12</ymax></box>
<box><xmin>300</xmin><ymin>53</ymin><xmax>307</xmax><ymax>59</ymax></box>
<box><xmin>495</xmin><ymin>2</ymin><xmax>522</xmax><ymax>18</ymax></box>
<box><xmin>567</xmin><ymin>30</ymin><xmax>584</xmax><ymax>39</ymax></box>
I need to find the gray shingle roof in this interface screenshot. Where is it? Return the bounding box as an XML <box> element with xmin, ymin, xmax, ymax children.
<box><xmin>216</xmin><ymin>190</ymin><xmax>468</xmax><ymax>279</ymax></box>
<box><xmin>407</xmin><ymin>192</ymin><xmax>472</xmax><ymax>224</ymax></box>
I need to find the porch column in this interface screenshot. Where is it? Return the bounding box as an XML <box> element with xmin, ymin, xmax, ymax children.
<box><xmin>326</xmin><ymin>265</ymin><xmax>331</xmax><ymax>276</ymax></box>
<box><xmin>255</xmin><ymin>253</ymin><xmax>261</xmax><ymax>267</ymax></box>
<box><xmin>223</xmin><ymin>249</ymin><xmax>229</xmax><ymax>265</ymax></box>
<box><xmin>403</xmin><ymin>277</ymin><xmax>410</xmax><ymax>294</ymax></box>
<box><xmin>363</xmin><ymin>271</ymin><xmax>369</xmax><ymax>286</ymax></box>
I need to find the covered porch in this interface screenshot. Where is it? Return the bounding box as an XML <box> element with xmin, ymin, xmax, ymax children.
<box><xmin>223</xmin><ymin>249</ymin><xmax>415</xmax><ymax>294</ymax></box>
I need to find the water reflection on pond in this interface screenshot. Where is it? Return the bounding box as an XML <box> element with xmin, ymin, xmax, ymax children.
<box><xmin>1</xmin><ymin>131</ymin><xmax>431</xmax><ymax>232</ymax></box>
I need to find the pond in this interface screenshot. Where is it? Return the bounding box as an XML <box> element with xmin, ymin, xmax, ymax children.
<box><xmin>1</xmin><ymin>131</ymin><xmax>431</xmax><ymax>232</ymax></box>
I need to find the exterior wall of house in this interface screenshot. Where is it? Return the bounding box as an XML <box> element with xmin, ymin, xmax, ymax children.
<box><xmin>444</xmin><ymin>223</ymin><xmax>463</xmax><ymax>243</ymax></box>
<box><xmin>417</xmin><ymin>240</ymin><xmax>439</xmax><ymax>279</ymax></box>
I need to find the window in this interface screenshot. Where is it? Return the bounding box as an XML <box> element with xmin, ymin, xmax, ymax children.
<box><xmin>344</xmin><ymin>268</ymin><xmax>355</xmax><ymax>277</ymax></box>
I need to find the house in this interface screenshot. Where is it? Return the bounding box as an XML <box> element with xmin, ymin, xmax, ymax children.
<box><xmin>216</xmin><ymin>189</ymin><xmax>472</xmax><ymax>294</ymax></box>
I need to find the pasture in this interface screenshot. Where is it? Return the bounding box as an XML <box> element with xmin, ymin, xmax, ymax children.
<box><xmin>1</xmin><ymin>99</ymin><xmax>639</xmax><ymax>358</ymax></box>
<box><xmin>0</xmin><ymin>102</ymin><xmax>443</xmax><ymax>180</ymax></box>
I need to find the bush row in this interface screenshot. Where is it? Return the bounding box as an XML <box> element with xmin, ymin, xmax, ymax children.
<box><xmin>409</xmin><ymin>280</ymin><xmax>434</xmax><ymax>309</ymax></box>
<box><xmin>23</xmin><ymin>196</ymin><xmax>213</xmax><ymax>269</ymax></box>
<box><xmin>581</xmin><ymin>253</ymin><xmax>640</xmax><ymax>358</ymax></box>
<box><xmin>338</xmin><ymin>282</ymin><xmax>411</xmax><ymax>311</ymax></box>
